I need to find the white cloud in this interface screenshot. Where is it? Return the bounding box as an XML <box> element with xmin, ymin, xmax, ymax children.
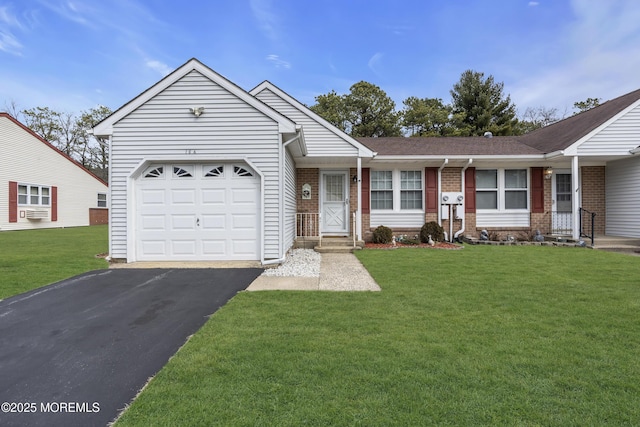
<box><xmin>528</xmin><ymin>1</ymin><xmax>540</xmax><ymax>6</ymax></box>
<box><xmin>368</xmin><ymin>52</ymin><xmax>383</xmax><ymax>75</ymax></box>
<box><xmin>266</xmin><ymin>54</ymin><xmax>291</xmax><ymax>69</ymax></box>
<box><xmin>146</xmin><ymin>59</ymin><xmax>173</xmax><ymax>76</ymax></box>
<box><xmin>511</xmin><ymin>0</ymin><xmax>640</xmax><ymax>111</ymax></box>
<box><xmin>250</xmin><ymin>0</ymin><xmax>278</xmax><ymax>42</ymax></box>
<box><xmin>0</xmin><ymin>31</ymin><xmax>22</xmax><ymax>55</ymax></box>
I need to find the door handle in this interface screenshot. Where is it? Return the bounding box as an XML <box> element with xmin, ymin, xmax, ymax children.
<box><xmin>197</xmin><ymin>218</ymin><xmax>200</xmax><ymax>227</ymax></box>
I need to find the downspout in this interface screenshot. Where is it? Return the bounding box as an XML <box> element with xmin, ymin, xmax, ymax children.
<box><xmin>571</xmin><ymin>155</ymin><xmax>581</xmax><ymax>240</ymax></box>
<box><xmin>454</xmin><ymin>159</ymin><xmax>473</xmax><ymax>241</ymax></box>
<box><xmin>107</xmin><ymin>135</ymin><xmax>113</xmax><ymax>262</ymax></box>
<box><xmin>263</xmin><ymin>132</ymin><xmax>302</xmax><ymax>266</ymax></box>
<box><xmin>356</xmin><ymin>156</ymin><xmax>362</xmax><ymax>242</ymax></box>
<box><xmin>437</xmin><ymin>158</ymin><xmax>448</xmax><ymax>226</ymax></box>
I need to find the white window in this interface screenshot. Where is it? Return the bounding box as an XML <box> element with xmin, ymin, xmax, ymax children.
<box><xmin>18</xmin><ymin>184</ymin><xmax>50</xmax><ymax>206</ymax></box>
<box><xmin>476</xmin><ymin>169</ymin><xmax>528</xmax><ymax>211</ymax></box>
<box><xmin>97</xmin><ymin>193</ymin><xmax>107</xmax><ymax>208</ymax></box>
<box><xmin>401</xmin><ymin>171</ymin><xmax>423</xmax><ymax>209</ymax></box>
<box><xmin>371</xmin><ymin>170</ymin><xmax>423</xmax><ymax>211</ymax></box>
<box><xmin>371</xmin><ymin>171</ymin><xmax>393</xmax><ymax>210</ymax></box>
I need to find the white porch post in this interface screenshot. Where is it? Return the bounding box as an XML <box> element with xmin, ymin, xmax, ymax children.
<box><xmin>356</xmin><ymin>156</ymin><xmax>362</xmax><ymax>241</ymax></box>
<box><xmin>572</xmin><ymin>155</ymin><xmax>581</xmax><ymax>240</ymax></box>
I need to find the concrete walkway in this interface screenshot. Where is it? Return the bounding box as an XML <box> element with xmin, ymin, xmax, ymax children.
<box><xmin>247</xmin><ymin>253</ymin><xmax>381</xmax><ymax>292</ymax></box>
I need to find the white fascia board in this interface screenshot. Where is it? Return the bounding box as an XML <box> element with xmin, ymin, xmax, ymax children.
<box><xmin>93</xmin><ymin>58</ymin><xmax>296</xmax><ymax>137</ymax></box>
<box><xmin>564</xmin><ymin>98</ymin><xmax>640</xmax><ymax>155</ymax></box>
<box><xmin>250</xmin><ymin>81</ymin><xmax>375</xmax><ymax>158</ymax></box>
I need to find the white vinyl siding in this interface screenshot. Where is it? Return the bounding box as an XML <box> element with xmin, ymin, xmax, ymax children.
<box><xmin>254</xmin><ymin>88</ymin><xmax>358</xmax><ymax>157</ymax></box>
<box><xmin>283</xmin><ymin>148</ymin><xmax>297</xmax><ymax>251</ymax></box>
<box><xmin>0</xmin><ymin>115</ymin><xmax>108</xmax><ymax>231</ymax></box>
<box><xmin>577</xmin><ymin>102</ymin><xmax>640</xmax><ymax>156</ymax></box>
<box><xmin>109</xmin><ymin>70</ymin><xmax>282</xmax><ymax>260</ymax></box>
<box><xmin>606</xmin><ymin>156</ymin><xmax>640</xmax><ymax>238</ymax></box>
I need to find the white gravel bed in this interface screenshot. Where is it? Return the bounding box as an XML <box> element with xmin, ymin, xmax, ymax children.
<box><xmin>262</xmin><ymin>249</ymin><xmax>321</xmax><ymax>277</ymax></box>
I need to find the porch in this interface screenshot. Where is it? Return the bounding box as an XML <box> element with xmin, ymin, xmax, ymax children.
<box><xmin>294</xmin><ymin>212</ymin><xmax>364</xmax><ymax>253</ymax></box>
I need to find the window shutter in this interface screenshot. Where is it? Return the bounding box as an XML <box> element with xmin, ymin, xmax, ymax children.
<box><xmin>51</xmin><ymin>186</ymin><xmax>58</xmax><ymax>222</ymax></box>
<box><xmin>9</xmin><ymin>181</ymin><xmax>18</xmax><ymax>223</ymax></box>
<box><xmin>361</xmin><ymin>168</ymin><xmax>370</xmax><ymax>214</ymax></box>
<box><xmin>425</xmin><ymin>167</ymin><xmax>438</xmax><ymax>213</ymax></box>
<box><xmin>465</xmin><ymin>167</ymin><xmax>476</xmax><ymax>213</ymax></box>
<box><xmin>531</xmin><ymin>167</ymin><xmax>544</xmax><ymax>213</ymax></box>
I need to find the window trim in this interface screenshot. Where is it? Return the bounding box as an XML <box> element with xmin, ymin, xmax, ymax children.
<box><xmin>370</xmin><ymin>169</ymin><xmax>424</xmax><ymax>212</ymax></box>
<box><xmin>97</xmin><ymin>192</ymin><xmax>107</xmax><ymax>208</ymax></box>
<box><xmin>17</xmin><ymin>183</ymin><xmax>51</xmax><ymax>206</ymax></box>
<box><xmin>476</xmin><ymin>168</ymin><xmax>529</xmax><ymax>211</ymax></box>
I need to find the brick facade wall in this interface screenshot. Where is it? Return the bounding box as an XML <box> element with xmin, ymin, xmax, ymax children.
<box><xmin>581</xmin><ymin>166</ymin><xmax>606</xmax><ymax>235</ymax></box>
<box><xmin>296</xmin><ymin>166</ymin><xmax>606</xmax><ymax>242</ymax></box>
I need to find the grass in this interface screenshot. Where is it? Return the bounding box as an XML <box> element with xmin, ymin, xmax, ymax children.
<box><xmin>115</xmin><ymin>245</ymin><xmax>640</xmax><ymax>426</ymax></box>
<box><xmin>0</xmin><ymin>225</ymin><xmax>108</xmax><ymax>299</ymax></box>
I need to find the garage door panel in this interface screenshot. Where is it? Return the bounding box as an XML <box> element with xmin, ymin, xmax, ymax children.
<box><xmin>171</xmin><ymin>240</ymin><xmax>197</xmax><ymax>256</ymax></box>
<box><xmin>201</xmin><ymin>240</ymin><xmax>226</xmax><ymax>255</ymax></box>
<box><xmin>201</xmin><ymin>214</ymin><xmax>225</xmax><ymax>230</ymax></box>
<box><xmin>201</xmin><ymin>189</ymin><xmax>225</xmax><ymax>204</ymax></box>
<box><xmin>140</xmin><ymin>189</ymin><xmax>165</xmax><ymax>205</ymax></box>
<box><xmin>171</xmin><ymin>214</ymin><xmax>197</xmax><ymax>230</ymax></box>
<box><xmin>136</xmin><ymin>163</ymin><xmax>260</xmax><ymax>261</ymax></box>
<box><xmin>141</xmin><ymin>241</ymin><xmax>166</xmax><ymax>255</ymax></box>
<box><xmin>141</xmin><ymin>215</ymin><xmax>166</xmax><ymax>231</ymax></box>
<box><xmin>171</xmin><ymin>189</ymin><xmax>196</xmax><ymax>205</ymax></box>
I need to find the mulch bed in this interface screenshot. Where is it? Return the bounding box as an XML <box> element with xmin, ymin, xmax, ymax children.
<box><xmin>364</xmin><ymin>241</ymin><xmax>462</xmax><ymax>250</ymax></box>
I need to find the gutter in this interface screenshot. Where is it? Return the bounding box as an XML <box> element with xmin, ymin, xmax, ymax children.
<box><xmin>454</xmin><ymin>159</ymin><xmax>473</xmax><ymax>242</ymax></box>
<box><xmin>437</xmin><ymin>159</ymin><xmax>448</xmax><ymax>227</ymax></box>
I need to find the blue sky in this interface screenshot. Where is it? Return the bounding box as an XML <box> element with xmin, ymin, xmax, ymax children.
<box><xmin>2</xmin><ymin>0</ymin><xmax>640</xmax><ymax>119</ymax></box>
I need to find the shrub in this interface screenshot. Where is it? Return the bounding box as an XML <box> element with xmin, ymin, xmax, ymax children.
<box><xmin>372</xmin><ymin>225</ymin><xmax>393</xmax><ymax>244</ymax></box>
<box><xmin>420</xmin><ymin>221</ymin><xmax>445</xmax><ymax>243</ymax></box>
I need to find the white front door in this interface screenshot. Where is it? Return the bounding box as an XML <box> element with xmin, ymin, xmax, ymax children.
<box><xmin>321</xmin><ymin>171</ymin><xmax>349</xmax><ymax>234</ymax></box>
<box><xmin>552</xmin><ymin>172</ymin><xmax>572</xmax><ymax>234</ymax></box>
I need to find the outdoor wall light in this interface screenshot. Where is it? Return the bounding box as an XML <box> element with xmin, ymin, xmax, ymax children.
<box><xmin>352</xmin><ymin>175</ymin><xmax>359</xmax><ymax>183</ymax></box>
<box><xmin>189</xmin><ymin>106</ymin><xmax>205</xmax><ymax>117</ymax></box>
<box><xmin>544</xmin><ymin>167</ymin><xmax>553</xmax><ymax>180</ymax></box>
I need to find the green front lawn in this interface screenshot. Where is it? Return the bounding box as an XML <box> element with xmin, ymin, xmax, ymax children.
<box><xmin>0</xmin><ymin>225</ymin><xmax>108</xmax><ymax>299</ymax></box>
<box><xmin>116</xmin><ymin>246</ymin><xmax>640</xmax><ymax>426</ymax></box>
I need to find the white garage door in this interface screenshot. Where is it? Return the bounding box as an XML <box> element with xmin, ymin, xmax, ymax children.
<box><xmin>136</xmin><ymin>163</ymin><xmax>260</xmax><ymax>261</ymax></box>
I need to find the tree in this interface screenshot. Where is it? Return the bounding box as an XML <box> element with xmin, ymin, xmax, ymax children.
<box><xmin>401</xmin><ymin>96</ymin><xmax>453</xmax><ymax>136</ymax></box>
<box><xmin>450</xmin><ymin>70</ymin><xmax>519</xmax><ymax>136</ymax></box>
<box><xmin>518</xmin><ymin>106</ymin><xmax>562</xmax><ymax>134</ymax></box>
<box><xmin>344</xmin><ymin>81</ymin><xmax>402</xmax><ymax>137</ymax></box>
<box><xmin>309</xmin><ymin>90</ymin><xmax>348</xmax><ymax>132</ymax></box>
<box><xmin>310</xmin><ymin>81</ymin><xmax>402</xmax><ymax>137</ymax></box>
<box><xmin>573</xmin><ymin>97</ymin><xmax>601</xmax><ymax>115</ymax></box>
<box><xmin>19</xmin><ymin>105</ymin><xmax>112</xmax><ymax>180</ymax></box>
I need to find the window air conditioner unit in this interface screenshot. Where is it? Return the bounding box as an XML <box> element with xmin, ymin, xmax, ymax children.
<box><xmin>25</xmin><ymin>210</ymin><xmax>49</xmax><ymax>220</ymax></box>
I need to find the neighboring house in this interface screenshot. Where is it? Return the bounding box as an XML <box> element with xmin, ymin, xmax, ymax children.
<box><xmin>94</xmin><ymin>58</ymin><xmax>640</xmax><ymax>264</ymax></box>
<box><xmin>0</xmin><ymin>113</ymin><xmax>108</xmax><ymax>231</ymax></box>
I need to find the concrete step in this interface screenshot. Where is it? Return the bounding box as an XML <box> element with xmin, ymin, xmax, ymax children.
<box><xmin>314</xmin><ymin>246</ymin><xmax>362</xmax><ymax>254</ymax></box>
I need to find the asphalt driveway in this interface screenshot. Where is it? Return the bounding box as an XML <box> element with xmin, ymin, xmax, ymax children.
<box><xmin>0</xmin><ymin>268</ymin><xmax>262</xmax><ymax>427</ymax></box>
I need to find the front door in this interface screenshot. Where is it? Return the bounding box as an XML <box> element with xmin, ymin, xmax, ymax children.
<box><xmin>552</xmin><ymin>172</ymin><xmax>572</xmax><ymax>234</ymax></box>
<box><xmin>321</xmin><ymin>171</ymin><xmax>349</xmax><ymax>234</ymax></box>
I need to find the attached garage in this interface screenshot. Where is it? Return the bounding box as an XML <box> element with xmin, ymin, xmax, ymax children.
<box><xmin>135</xmin><ymin>162</ymin><xmax>260</xmax><ymax>261</ymax></box>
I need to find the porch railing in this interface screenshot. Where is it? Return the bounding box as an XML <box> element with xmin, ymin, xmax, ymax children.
<box><xmin>579</xmin><ymin>207</ymin><xmax>596</xmax><ymax>246</ymax></box>
<box><xmin>296</xmin><ymin>212</ymin><xmax>322</xmax><ymax>247</ymax></box>
<box><xmin>352</xmin><ymin>211</ymin><xmax>357</xmax><ymax>247</ymax></box>
<box><xmin>551</xmin><ymin>211</ymin><xmax>572</xmax><ymax>235</ymax></box>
